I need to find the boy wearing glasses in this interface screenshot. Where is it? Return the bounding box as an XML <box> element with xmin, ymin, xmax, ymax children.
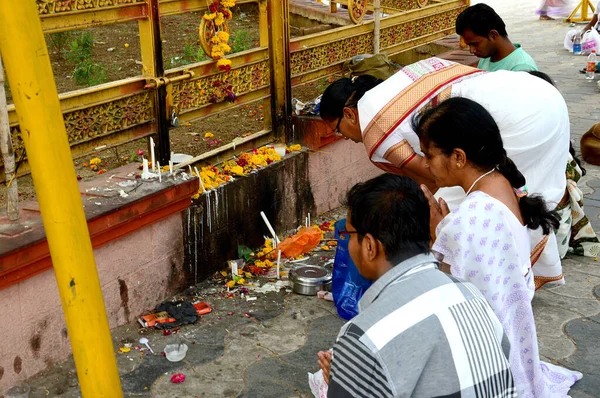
<box><xmin>317</xmin><ymin>174</ymin><xmax>516</xmax><ymax>397</ymax></box>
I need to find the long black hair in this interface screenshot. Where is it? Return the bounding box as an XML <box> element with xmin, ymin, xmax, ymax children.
<box><xmin>319</xmin><ymin>75</ymin><xmax>383</xmax><ymax>121</ymax></box>
<box><xmin>412</xmin><ymin>97</ymin><xmax>559</xmax><ymax>235</ymax></box>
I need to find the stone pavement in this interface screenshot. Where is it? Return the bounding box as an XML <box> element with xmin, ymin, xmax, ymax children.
<box><xmin>16</xmin><ymin>1</ymin><xmax>600</xmax><ymax>397</ymax></box>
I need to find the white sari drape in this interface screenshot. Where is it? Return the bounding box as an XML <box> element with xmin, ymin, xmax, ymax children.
<box><xmin>358</xmin><ymin>58</ymin><xmax>570</xmax><ymax>288</ymax></box>
<box><xmin>433</xmin><ymin>192</ymin><xmax>582</xmax><ymax>397</ymax></box>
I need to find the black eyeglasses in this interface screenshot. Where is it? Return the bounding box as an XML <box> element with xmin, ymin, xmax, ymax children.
<box><xmin>333</xmin><ymin>117</ymin><xmax>343</xmax><ymax>137</ymax></box>
<box><xmin>338</xmin><ymin>230</ymin><xmax>358</xmax><ymax>241</ymax></box>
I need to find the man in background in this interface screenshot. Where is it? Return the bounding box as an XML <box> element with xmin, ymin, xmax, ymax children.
<box><xmin>456</xmin><ymin>3</ymin><xmax>538</xmax><ymax>72</ymax></box>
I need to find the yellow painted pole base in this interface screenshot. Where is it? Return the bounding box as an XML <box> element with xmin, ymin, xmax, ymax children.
<box><xmin>565</xmin><ymin>0</ymin><xmax>596</xmax><ymax>22</ymax></box>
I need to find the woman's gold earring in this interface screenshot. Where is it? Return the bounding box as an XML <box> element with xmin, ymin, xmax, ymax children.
<box><xmin>456</xmin><ymin>162</ymin><xmax>461</xmax><ymax>168</ymax></box>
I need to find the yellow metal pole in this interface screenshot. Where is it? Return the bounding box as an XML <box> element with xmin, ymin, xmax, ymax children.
<box><xmin>259</xmin><ymin>0</ymin><xmax>273</xmax><ymax>134</ymax></box>
<box><xmin>267</xmin><ymin>0</ymin><xmax>292</xmax><ymax>141</ymax></box>
<box><xmin>0</xmin><ymin>3</ymin><xmax>123</xmax><ymax>397</ymax></box>
<box><xmin>566</xmin><ymin>0</ymin><xmax>595</xmax><ymax>22</ymax></box>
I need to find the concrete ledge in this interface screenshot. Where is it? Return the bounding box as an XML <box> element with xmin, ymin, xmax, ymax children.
<box><xmin>0</xmin><ymin>163</ymin><xmax>198</xmax><ymax>290</ymax></box>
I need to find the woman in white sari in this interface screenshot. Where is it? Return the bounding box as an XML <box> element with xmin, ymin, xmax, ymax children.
<box><xmin>320</xmin><ymin>57</ymin><xmax>596</xmax><ymax>289</ymax></box>
<box><xmin>413</xmin><ymin>97</ymin><xmax>581</xmax><ymax>397</ymax></box>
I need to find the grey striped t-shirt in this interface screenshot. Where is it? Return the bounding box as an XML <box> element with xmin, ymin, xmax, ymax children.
<box><xmin>328</xmin><ymin>253</ymin><xmax>516</xmax><ymax>398</ymax></box>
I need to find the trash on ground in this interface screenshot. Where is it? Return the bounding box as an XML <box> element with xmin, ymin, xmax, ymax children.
<box><xmin>253</xmin><ymin>280</ymin><xmax>289</xmax><ymax>294</ymax></box>
<box><xmin>139</xmin><ymin>337</ymin><xmax>154</xmax><ymax>354</ymax></box>
<box><xmin>317</xmin><ymin>291</ymin><xmax>334</xmax><ymax>302</ymax></box>
<box><xmin>138</xmin><ymin>311</ymin><xmax>176</xmax><ymax>328</ymax></box>
<box><xmin>164</xmin><ymin>344</ymin><xmax>188</xmax><ymax>362</ymax></box>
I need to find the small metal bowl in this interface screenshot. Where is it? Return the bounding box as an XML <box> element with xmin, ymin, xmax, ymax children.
<box><xmin>289</xmin><ymin>265</ymin><xmax>332</xmax><ymax>295</ymax></box>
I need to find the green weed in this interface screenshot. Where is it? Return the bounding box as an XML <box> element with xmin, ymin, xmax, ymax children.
<box><xmin>167</xmin><ymin>43</ymin><xmax>207</xmax><ymax>68</ymax></box>
<box><xmin>66</xmin><ymin>32</ymin><xmax>108</xmax><ymax>87</ymax></box>
<box><xmin>47</xmin><ymin>31</ymin><xmax>72</xmax><ymax>60</ymax></box>
<box><xmin>230</xmin><ymin>29</ymin><xmax>252</xmax><ymax>53</ymax></box>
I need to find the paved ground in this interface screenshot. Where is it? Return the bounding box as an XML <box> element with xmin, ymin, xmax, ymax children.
<box><xmin>15</xmin><ymin>1</ymin><xmax>600</xmax><ymax>397</ymax></box>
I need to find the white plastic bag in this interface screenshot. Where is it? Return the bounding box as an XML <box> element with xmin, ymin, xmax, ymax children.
<box><xmin>581</xmin><ymin>29</ymin><xmax>600</xmax><ymax>54</ymax></box>
<box><xmin>564</xmin><ymin>28</ymin><xmax>579</xmax><ymax>51</ymax></box>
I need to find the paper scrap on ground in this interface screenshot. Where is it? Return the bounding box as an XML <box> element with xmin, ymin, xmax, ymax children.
<box><xmin>253</xmin><ymin>280</ymin><xmax>289</xmax><ymax>294</ymax></box>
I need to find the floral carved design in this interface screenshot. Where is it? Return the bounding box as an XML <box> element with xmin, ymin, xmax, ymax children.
<box><xmin>379</xmin><ymin>8</ymin><xmax>464</xmax><ymax>48</ymax></box>
<box><xmin>171</xmin><ymin>61</ymin><xmax>270</xmax><ymax>112</ymax></box>
<box><xmin>348</xmin><ymin>0</ymin><xmax>368</xmax><ymax>24</ymax></box>
<box><xmin>7</xmin><ymin>92</ymin><xmax>153</xmax><ymax>164</ymax></box>
<box><xmin>381</xmin><ymin>0</ymin><xmax>427</xmax><ymax>10</ymax></box>
<box><xmin>36</xmin><ymin>0</ymin><xmax>144</xmax><ymax>15</ymax></box>
<box><xmin>64</xmin><ymin>92</ymin><xmax>153</xmax><ymax>144</ymax></box>
<box><xmin>290</xmin><ymin>33</ymin><xmax>374</xmax><ymax>76</ymax></box>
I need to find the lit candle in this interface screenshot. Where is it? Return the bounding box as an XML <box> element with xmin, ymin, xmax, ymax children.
<box><xmin>150</xmin><ymin>137</ymin><xmax>156</xmax><ymax>172</ymax></box>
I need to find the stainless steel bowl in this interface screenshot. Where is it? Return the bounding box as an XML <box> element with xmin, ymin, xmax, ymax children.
<box><xmin>289</xmin><ymin>265</ymin><xmax>332</xmax><ymax>295</ymax></box>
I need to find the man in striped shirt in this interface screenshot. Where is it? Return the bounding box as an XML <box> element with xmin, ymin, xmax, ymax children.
<box><xmin>319</xmin><ymin>174</ymin><xmax>516</xmax><ymax>397</ymax></box>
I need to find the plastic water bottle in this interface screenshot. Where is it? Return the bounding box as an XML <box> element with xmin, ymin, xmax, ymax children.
<box><xmin>574</xmin><ymin>33</ymin><xmax>582</xmax><ymax>55</ymax></box>
<box><xmin>587</xmin><ymin>50</ymin><xmax>597</xmax><ymax>80</ymax></box>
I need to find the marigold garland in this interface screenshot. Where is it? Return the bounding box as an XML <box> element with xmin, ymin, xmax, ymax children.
<box><xmin>202</xmin><ymin>0</ymin><xmax>237</xmax><ymax>102</ymax></box>
<box><xmin>190</xmin><ymin>144</ymin><xmax>303</xmax><ymax>199</ymax></box>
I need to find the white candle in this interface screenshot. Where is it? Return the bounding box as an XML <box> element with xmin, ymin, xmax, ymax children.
<box><xmin>169</xmin><ymin>160</ymin><xmax>173</xmax><ymax>176</ymax></box>
<box><xmin>188</xmin><ymin>165</ymin><xmax>193</xmax><ymax>175</ymax></box>
<box><xmin>305</xmin><ymin>217</ymin><xmax>308</xmax><ymax>228</ymax></box>
<box><xmin>276</xmin><ymin>250</ymin><xmax>281</xmax><ymax>280</ymax></box>
<box><xmin>157</xmin><ymin>161</ymin><xmax>161</xmax><ymax>183</ymax></box>
<box><xmin>142</xmin><ymin>158</ymin><xmax>149</xmax><ymax>174</ymax></box>
<box><xmin>260</xmin><ymin>211</ymin><xmax>280</xmax><ymax>245</ymax></box>
<box><xmin>150</xmin><ymin>137</ymin><xmax>156</xmax><ymax>172</ymax></box>
<box><xmin>308</xmin><ymin>213</ymin><xmax>311</xmax><ymax>226</ymax></box>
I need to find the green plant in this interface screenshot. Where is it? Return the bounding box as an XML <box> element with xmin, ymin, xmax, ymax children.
<box><xmin>167</xmin><ymin>43</ymin><xmax>207</xmax><ymax>68</ymax></box>
<box><xmin>72</xmin><ymin>59</ymin><xmax>107</xmax><ymax>86</ymax></box>
<box><xmin>66</xmin><ymin>32</ymin><xmax>108</xmax><ymax>87</ymax></box>
<box><xmin>47</xmin><ymin>31</ymin><xmax>72</xmax><ymax>60</ymax></box>
<box><xmin>230</xmin><ymin>29</ymin><xmax>252</xmax><ymax>53</ymax></box>
<box><xmin>66</xmin><ymin>32</ymin><xmax>95</xmax><ymax>64</ymax></box>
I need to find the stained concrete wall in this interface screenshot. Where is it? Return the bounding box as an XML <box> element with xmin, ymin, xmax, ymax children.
<box><xmin>0</xmin><ymin>214</ymin><xmax>185</xmax><ymax>394</ymax></box>
<box><xmin>183</xmin><ymin>140</ymin><xmax>382</xmax><ymax>284</ymax></box>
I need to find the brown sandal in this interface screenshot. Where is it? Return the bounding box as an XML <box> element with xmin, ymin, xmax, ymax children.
<box><xmin>539</xmin><ymin>15</ymin><xmax>554</xmax><ymax>20</ymax></box>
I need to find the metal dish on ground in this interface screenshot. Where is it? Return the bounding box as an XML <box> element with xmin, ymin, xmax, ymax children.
<box><xmin>289</xmin><ymin>265</ymin><xmax>332</xmax><ymax>295</ymax></box>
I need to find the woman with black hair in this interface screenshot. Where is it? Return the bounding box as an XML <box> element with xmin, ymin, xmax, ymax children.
<box><xmin>413</xmin><ymin>97</ymin><xmax>582</xmax><ymax>398</ymax></box>
<box><xmin>321</xmin><ymin>57</ymin><xmax>574</xmax><ymax>289</ymax></box>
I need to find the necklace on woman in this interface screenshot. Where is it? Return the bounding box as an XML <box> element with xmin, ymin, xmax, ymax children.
<box><xmin>465</xmin><ymin>168</ymin><xmax>496</xmax><ymax>196</ymax></box>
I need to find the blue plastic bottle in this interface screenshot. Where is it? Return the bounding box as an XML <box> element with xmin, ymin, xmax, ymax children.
<box><xmin>574</xmin><ymin>33</ymin><xmax>582</xmax><ymax>55</ymax></box>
